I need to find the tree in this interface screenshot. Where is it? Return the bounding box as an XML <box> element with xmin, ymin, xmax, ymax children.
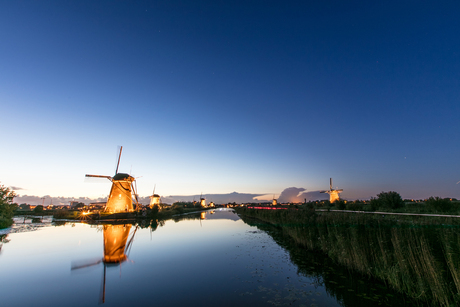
<box><xmin>34</xmin><ymin>205</ymin><xmax>44</xmax><ymax>213</ymax></box>
<box><xmin>0</xmin><ymin>185</ymin><xmax>18</xmax><ymax>229</ymax></box>
<box><xmin>369</xmin><ymin>197</ymin><xmax>380</xmax><ymax>211</ymax></box>
<box><xmin>376</xmin><ymin>191</ymin><xmax>404</xmax><ymax>210</ymax></box>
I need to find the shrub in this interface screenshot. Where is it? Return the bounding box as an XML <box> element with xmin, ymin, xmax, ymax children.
<box><xmin>425</xmin><ymin>197</ymin><xmax>452</xmax><ymax>213</ymax></box>
<box><xmin>335</xmin><ymin>199</ymin><xmax>346</xmax><ymax>210</ymax></box>
<box><xmin>53</xmin><ymin>210</ymin><xmax>67</xmax><ymax>218</ymax></box>
<box><xmin>149</xmin><ymin>205</ymin><xmax>159</xmax><ymax>215</ymax></box>
<box><xmin>377</xmin><ymin>191</ymin><xmax>404</xmax><ymax>210</ymax></box>
<box><xmin>346</xmin><ymin>202</ymin><xmax>364</xmax><ymax>211</ymax></box>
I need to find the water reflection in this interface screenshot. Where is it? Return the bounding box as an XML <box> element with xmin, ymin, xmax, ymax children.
<box><xmin>1</xmin><ymin>209</ymin><xmax>436</xmax><ymax>307</ymax></box>
<box><xmin>103</xmin><ymin>224</ymin><xmax>133</xmax><ymax>263</ymax></box>
<box><xmin>71</xmin><ymin>223</ymin><xmax>138</xmax><ymax>303</ymax></box>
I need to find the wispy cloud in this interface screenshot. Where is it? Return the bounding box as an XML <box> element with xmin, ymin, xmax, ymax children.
<box><xmin>13</xmin><ymin>195</ymin><xmax>107</xmax><ymax>206</ymax></box>
<box><xmin>9</xmin><ymin>186</ymin><xmax>24</xmax><ymax>191</ymax></box>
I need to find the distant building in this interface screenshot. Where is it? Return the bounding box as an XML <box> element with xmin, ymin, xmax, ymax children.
<box><xmin>18</xmin><ymin>203</ymin><xmax>31</xmax><ymax>210</ymax></box>
<box><xmin>89</xmin><ymin>202</ymin><xmax>106</xmax><ymax>210</ymax></box>
<box><xmin>70</xmin><ymin>201</ymin><xmax>85</xmax><ymax>209</ymax></box>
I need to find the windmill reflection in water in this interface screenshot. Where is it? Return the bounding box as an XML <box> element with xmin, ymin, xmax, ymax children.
<box><xmin>71</xmin><ymin>223</ymin><xmax>138</xmax><ymax>304</ymax></box>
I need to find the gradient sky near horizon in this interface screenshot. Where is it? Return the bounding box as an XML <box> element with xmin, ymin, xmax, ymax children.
<box><xmin>1</xmin><ymin>0</ymin><xmax>459</xmax><ymax>201</ymax></box>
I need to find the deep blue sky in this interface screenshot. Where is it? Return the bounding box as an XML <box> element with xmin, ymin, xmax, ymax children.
<box><xmin>1</xmin><ymin>0</ymin><xmax>459</xmax><ymax>200</ymax></box>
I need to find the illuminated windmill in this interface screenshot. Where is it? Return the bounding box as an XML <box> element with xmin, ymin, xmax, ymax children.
<box><xmin>149</xmin><ymin>185</ymin><xmax>161</xmax><ymax>209</ymax></box>
<box><xmin>85</xmin><ymin>146</ymin><xmax>139</xmax><ymax>213</ymax></box>
<box><xmin>272</xmin><ymin>194</ymin><xmax>278</xmax><ymax>206</ymax></box>
<box><xmin>71</xmin><ymin>223</ymin><xmax>138</xmax><ymax>304</ymax></box>
<box><xmin>320</xmin><ymin>178</ymin><xmax>343</xmax><ymax>203</ymax></box>
<box><xmin>200</xmin><ymin>193</ymin><xmax>206</xmax><ymax>207</ymax></box>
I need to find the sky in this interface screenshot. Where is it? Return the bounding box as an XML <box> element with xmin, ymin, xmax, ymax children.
<box><xmin>1</xmin><ymin>0</ymin><xmax>459</xmax><ymax>203</ymax></box>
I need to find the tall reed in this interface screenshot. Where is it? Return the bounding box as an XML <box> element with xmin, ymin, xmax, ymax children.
<box><xmin>236</xmin><ymin>208</ymin><xmax>460</xmax><ymax>306</ymax></box>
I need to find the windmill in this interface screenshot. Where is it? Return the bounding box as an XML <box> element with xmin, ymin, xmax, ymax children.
<box><xmin>149</xmin><ymin>184</ymin><xmax>161</xmax><ymax>209</ymax></box>
<box><xmin>199</xmin><ymin>193</ymin><xmax>206</xmax><ymax>208</ymax></box>
<box><xmin>71</xmin><ymin>223</ymin><xmax>138</xmax><ymax>304</ymax></box>
<box><xmin>320</xmin><ymin>178</ymin><xmax>343</xmax><ymax>203</ymax></box>
<box><xmin>85</xmin><ymin>146</ymin><xmax>139</xmax><ymax>213</ymax></box>
<box><xmin>272</xmin><ymin>194</ymin><xmax>278</xmax><ymax>206</ymax></box>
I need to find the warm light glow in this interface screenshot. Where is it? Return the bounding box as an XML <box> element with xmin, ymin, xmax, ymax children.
<box><xmin>105</xmin><ymin>176</ymin><xmax>135</xmax><ymax>213</ymax></box>
<box><xmin>103</xmin><ymin>224</ymin><xmax>131</xmax><ymax>263</ymax></box>
<box><xmin>149</xmin><ymin>194</ymin><xmax>161</xmax><ymax>209</ymax></box>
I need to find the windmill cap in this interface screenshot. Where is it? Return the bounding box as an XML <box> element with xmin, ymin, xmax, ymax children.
<box><xmin>112</xmin><ymin>173</ymin><xmax>133</xmax><ymax>181</ymax></box>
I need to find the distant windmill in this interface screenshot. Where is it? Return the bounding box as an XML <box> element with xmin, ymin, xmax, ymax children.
<box><xmin>85</xmin><ymin>146</ymin><xmax>139</xmax><ymax>213</ymax></box>
<box><xmin>71</xmin><ymin>224</ymin><xmax>138</xmax><ymax>304</ymax></box>
<box><xmin>149</xmin><ymin>185</ymin><xmax>161</xmax><ymax>209</ymax></box>
<box><xmin>272</xmin><ymin>194</ymin><xmax>278</xmax><ymax>206</ymax></box>
<box><xmin>320</xmin><ymin>178</ymin><xmax>343</xmax><ymax>203</ymax></box>
<box><xmin>200</xmin><ymin>193</ymin><xmax>206</xmax><ymax>208</ymax></box>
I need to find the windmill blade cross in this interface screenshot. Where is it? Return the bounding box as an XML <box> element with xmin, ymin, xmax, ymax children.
<box><xmin>115</xmin><ymin>146</ymin><xmax>123</xmax><ymax>175</ymax></box>
<box><xmin>99</xmin><ymin>264</ymin><xmax>106</xmax><ymax>304</ymax></box>
<box><xmin>71</xmin><ymin>258</ymin><xmax>103</xmax><ymax>270</ymax></box>
<box><xmin>86</xmin><ymin>174</ymin><xmax>112</xmax><ymax>180</ymax></box>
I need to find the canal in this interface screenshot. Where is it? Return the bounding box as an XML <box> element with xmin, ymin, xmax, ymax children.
<box><xmin>0</xmin><ymin>208</ymin><xmax>428</xmax><ymax>306</ymax></box>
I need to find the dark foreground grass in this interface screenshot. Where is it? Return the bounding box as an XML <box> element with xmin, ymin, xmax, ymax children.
<box><xmin>236</xmin><ymin>207</ymin><xmax>460</xmax><ymax>306</ymax></box>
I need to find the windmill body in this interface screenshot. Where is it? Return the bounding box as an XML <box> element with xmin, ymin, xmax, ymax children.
<box><xmin>200</xmin><ymin>197</ymin><xmax>206</xmax><ymax>207</ymax></box>
<box><xmin>272</xmin><ymin>194</ymin><xmax>278</xmax><ymax>206</ymax></box>
<box><xmin>105</xmin><ymin>173</ymin><xmax>135</xmax><ymax>213</ymax></box>
<box><xmin>149</xmin><ymin>194</ymin><xmax>161</xmax><ymax>209</ymax></box>
<box><xmin>320</xmin><ymin>178</ymin><xmax>343</xmax><ymax>203</ymax></box>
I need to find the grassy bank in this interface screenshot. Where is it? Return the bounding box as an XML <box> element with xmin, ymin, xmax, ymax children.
<box><xmin>235</xmin><ymin>207</ymin><xmax>460</xmax><ymax>306</ymax></box>
<box><xmin>240</xmin><ymin>214</ymin><xmax>429</xmax><ymax>307</ymax></box>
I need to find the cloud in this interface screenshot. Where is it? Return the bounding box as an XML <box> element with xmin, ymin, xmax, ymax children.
<box><xmin>157</xmin><ymin>192</ymin><xmax>266</xmax><ymax>204</ymax></box>
<box><xmin>13</xmin><ymin>189</ymin><xmax>329</xmax><ymax>206</ymax></box>
<box><xmin>9</xmin><ymin>186</ymin><xmax>24</xmax><ymax>191</ymax></box>
<box><xmin>13</xmin><ymin>195</ymin><xmax>107</xmax><ymax>206</ymax></box>
<box><xmin>278</xmin><ymin>187</ymin><xmax>306</xmax><ymax>203</ymax></box>
<box><xmin>278</xmin><ymin>187</ymin><xmax>328</xmax><ymax>203</ymax></box>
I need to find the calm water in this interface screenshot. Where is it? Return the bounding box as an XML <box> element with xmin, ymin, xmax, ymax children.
<box><xmin>0</xmin><ymin>209</ymin><xmax>423</xmax><ymax>307</ymax></box>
